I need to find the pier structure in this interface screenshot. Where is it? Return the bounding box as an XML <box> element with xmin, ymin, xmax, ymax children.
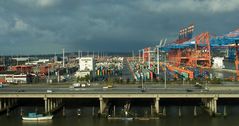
<box><xmin>44</xmin><ymin>97</ymin><xmax>63</xmax><ymax>114</ymax></box>
<box><xmin>0</xmin><ymin>92</ymin><xmax>239</xmax><ymax>116</ymax></box>
<box><xmin>201</xmin><ymin>96</ymin><xmax>218</xmax><ymax>116</ymax></box>
<box><xmin>0</xmin><ymin>98</ymin><xmax>17</xmax><ymax>113</ymax></box>
<box><xmin>99</xmin><ymin>97</ymin><xmax>108</xmax><ymax>115</ymax></box>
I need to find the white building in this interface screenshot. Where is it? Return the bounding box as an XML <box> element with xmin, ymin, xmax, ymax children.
<box><xmin>79</xmin><ymin>57</ymin><xmax>95</xmax><ymax>71</ymax></box>
<box><xmin>25</xmin><ymin>59</ymin><xmax>50</xmax><ymax>65</ymax></box>
<box><xmin>75</xmin><ymin>57</ymin><xmax>95</xmax><ymax>78</ymax></box>
<box><xmin>212</xmin><ymin>57</ymin><xmax>225</xmax><ymax>69</ymax></box>
<box><xmin>0</xmin><ymin>74</ymin><xmax>28</xmax><ymax>84</ymax></box>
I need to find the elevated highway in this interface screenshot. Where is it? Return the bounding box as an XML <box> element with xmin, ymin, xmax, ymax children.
<box><xmin>1</xmin><ymin>84</ymin><xmax>239</xmax><ymax>116</ymax></box>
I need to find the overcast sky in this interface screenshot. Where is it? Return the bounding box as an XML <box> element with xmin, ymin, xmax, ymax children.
<box><xmin>0</xmin><ymin>0</ymin><xmax>239</xmax><ymax>55</ymax></box>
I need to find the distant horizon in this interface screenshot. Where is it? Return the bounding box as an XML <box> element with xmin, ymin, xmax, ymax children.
<box><xmin>0</xmin><ymin>51</ymin><xmax>131</xmax><ymax>57</ymax></box>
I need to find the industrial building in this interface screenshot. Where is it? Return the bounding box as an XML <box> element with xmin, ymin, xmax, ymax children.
<box><xmin>75</xmin><ymin>57</ymin><xmax>95</xmax><ymax>78</ymax></box>
<box><xmin>79</xmin><ymin>57</ymin><xmax>95</xmax><ymax>71</ymax></box>
<box><xmin>0</xmin><ymin>74</ymin><xmax>32</xmax><ymax>84</ymax></box>
<box><xmin>134</xmin><ymin>24</ymin><xmax>239</xmax><ymax>81</ymax></box>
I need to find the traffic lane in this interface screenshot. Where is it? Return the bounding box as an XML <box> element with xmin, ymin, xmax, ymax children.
<box><xmin>0</xmin><ymin>87</ymin><xmax>212</xmax><ymax>94</ymax></box>
<box><xmin>0</xmin><ymin>87</ymin><xmax>177</xmax><ymax>93</ymax></box>
<box><xmin>1</xmin><ymin>86</ymin><xmax>239</xmax><ymax>94</ymax></box>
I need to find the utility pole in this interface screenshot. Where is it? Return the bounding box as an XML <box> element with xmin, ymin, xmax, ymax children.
<box><xmin>97</xmin><ymin>51</ymin><xmax>99</xmax><ymax>59</ymax></box>
<box><xmin>79</xmin><ymin>50</ymin><xmax>81</xmax><ymax>71</ymax></box>
<box><xmin>141</xmin><ymin>72</ymin><xmax>144</xmax><ymax>90</ymax></box>
<box><xmin>63</xmin><ymin>48</ymin><xmax>65</xmax><ymax>68</ymax></box>
<box><xmin>78</xmin><ymin>50</ymin><xmax>80</xmax><ymax>58</ymax></box>
<box><xmin>164</xmin><ymin>53</ymin><xmax>167</xmax><ymax>89</ymax></box>
<box><xmin>157</xmin><ymin>47</ymin><xmax>159</xmax><ymax>75</ymax></box>
<box><xmin>148</xmin><ymin>47</ymin><xmax>151</xmax><ymax>69</ymax></box>
<box><xmin>157</xmin><ymin>39</ymin><xmax>163</xmax><ymax>76</ymax></box>
<box><xmin>138</xmin><ymin>50</ymin><xmax>140</xmax><ymax>62</ymax></box>
<box><xmin>48</xmin><ymin>65</ymin><xmax>50</xmax><ymax>83</ymax></box>
<box><xmin>142</xmin><ymin>49</ymin><xmax>145</xmax><ymax>63</ymax></box>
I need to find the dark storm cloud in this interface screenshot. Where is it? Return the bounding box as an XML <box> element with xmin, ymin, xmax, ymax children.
<box><xmin>0</xmin><ymin>0</ymin><xmax>239</xmax><ymax>55</ymax></box>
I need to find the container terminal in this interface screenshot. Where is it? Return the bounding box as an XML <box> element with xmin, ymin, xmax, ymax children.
<box><xmin>0</xmin><ymin>25</ymin><xmax>239</xmax><ymax>120</ymax></box>
<box><xmin>0</xmin><ymin>25</ymin><xmax>238</xmax><ymax>86</ymax></box>
<box><xmin>129</xmin><ymin>24</ymin><xmax>239</xmax><ymax>85</ymax></box>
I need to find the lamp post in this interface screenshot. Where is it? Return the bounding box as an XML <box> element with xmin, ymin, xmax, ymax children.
<box><xmin>141</xmin><ymin>72</ymin><xmax>145</xmax><ymax>92</ymax></box>
<box><xmin>205</xmin><ymin>80</ymin><xmax>208</xmax><ymax>90</ymax></box>
<box><xmin>138</xmin><ymin>50</ymin><xmax>140</xmax><ymax>62</ymax></box>
<box><xmin>157</xmin><ymin>47</ymin><xmax>159</xmax><ymax>76</ymax></box>
<box><xmin>142</xmin><ymin>49</ymin><xmax>144</xmax><ymax>63</ymax></box>
<box><xmin>164</xmin><ymin>53</ymin><xmax>167</xmax><ymax>89</ymax></box>
<box><xmin>141</xmin><ymin>73</ymin><xmax>143</xmax><ymax>89</ymax></box>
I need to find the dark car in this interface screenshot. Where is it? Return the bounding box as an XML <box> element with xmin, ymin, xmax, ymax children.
<box><xmin>141</xmin><ymin>88</ymin><xmax>146</xmax><ymax>92</ymax></box>
<box><xmin>194</xmin><ymin>83</ymin><xmax>203</xmax><ymax>89</ymax></box>
<box><xmin>186</xmin><ymin>89</ymin><xmax>193</xmax><ymax>92</ymax></box>
<box><xmin>17</xmin><ymin>89</ymin><xmax>24</xmax><ymax>92</ymax></box>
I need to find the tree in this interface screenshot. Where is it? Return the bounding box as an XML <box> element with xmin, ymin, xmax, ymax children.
<box><xmin>76</xmin><ymin>77</ymin><xmax>80</xmax><ymax>82</ymax></box>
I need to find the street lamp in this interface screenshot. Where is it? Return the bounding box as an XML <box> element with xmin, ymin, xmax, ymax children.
<box><xmin>141</xmin><ymin>72</ymin><xmax>145</xmax><ymax>92</ymax></box>
<box><xmin>141</xmin><ymin>73</ymin><xmax>143</xmax><ymax>88</ymax></box>
<box><xmin>164</xmin><ymin>53</ymin><xmax>167</xmax><ymax>89</ymax></box>
<box><xmin>205</xmin><ymin>80</ymin><xmax>208</xmax><ymax>90</ymax></box>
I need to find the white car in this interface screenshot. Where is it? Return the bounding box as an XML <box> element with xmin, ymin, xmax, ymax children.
<box><xmin>81</xmin><ymin>84</ymin><xmax>86</xmax><ymax>87</ymax></box>
<box><xmin>47</xmin><ymin>90</ymin><xmax>53</xmax><ymax>93</ymax></box>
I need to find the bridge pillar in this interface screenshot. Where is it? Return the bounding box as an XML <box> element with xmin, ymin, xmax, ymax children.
<box><xmin>57</xmin><ymin>99</ymin><xmax>60</xmax><ymax>107</ymax></box>
<box><xmin>44</xmin><ymin>97</ymin><xmax>48</xmax><ymax>113</ymax></box>
<box><xmin>55</xmin><ymin>99</ymin><xmax>57</xmax><ymax>108</ymax></box>
<box><xmin>10</xmin><ymin>99</ymin><xmax>14</xmax><ymax>106</ymax></box>
<box><xmin>0</xmin><ymin>99</ymin><xmax>2</xmax><ymax>110</ymax></box>
<box><xmin>47</xmin><ymin>99</ymin><xmax>50</xmax><ymax>112</ymax></box>
<box><xmin>209</xmin><ymin>99</ymin><xmax>212</xmax><ymax>111</ymax></box>
<box><xmin>53</xmin><ymin>99</ymin><xmax>56</xmax><ymax>109</ymax></box>
<box><xmin>49</xmin><ymin>99</ymin><xmax>52</xmax><ymax>111</ymax></box>
<box><xmin>99</xmin><ymin>97</ymin><xmax>107</xmax><ymax>115</ymax></box>
<box><xmin>211</xmin><ymin>99</ymin><xmax>215</xmax><ymax>116</ymax></box>
<box><xmin>154</xmin><ymin>97</ymin><xmax>160</xmax><ymax>115</ymax></box>
<box><xmin>58</xmin><ymin>99</ymin><xmax>60</xmax><ymax>107</ymax></box>
<box><xmin>201</xmin><ymin>97</ymin><xmax>218</xmax><ymax>116</ymax></box>
<box><xmin>13</xmin><ymin>99</ymin><xmax>16</xmax><ymax>105</ymax></box>
<box><xmin>8</xmin><ymin>98</ymin><xmax>11</xmax><ymax>108</ymax></box>
<box><xmin>205</xmin><ymin>98</ymin><xmax>210</xmax><ymax>108</ymax></box>
<box><xmin>3</xmin><ymin>99</ymin><xmax>7</xmax><ymax>109</ymax></box>
<box><xmin>55</xmin><ymin>99</ymin><xmax>58</xmax><ymax>107</ymax></box>
<box><xmin>213</xmin><ymin>97</ymin><xmax>218</xmax><ymax>115</ymax></box>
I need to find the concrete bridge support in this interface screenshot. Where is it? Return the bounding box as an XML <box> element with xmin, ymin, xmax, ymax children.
<box><xmin>47</xmin><ymin>99</ymin><xmax>50</xmax><ymax>112</ymax></box>
<box><xmin>201</xmin><ymin>97</ymin><xmax>218</xmax><ymax>116</ymax></box>
<box><xmin>154</xmin><ymin>97</ymin><xmax>160</xmax><ymax>115</ymax></box>
<box><xmin>212</xmin><ymin>97</ymin><xmax>218</xmax><ymax>115</ymax></box>
<box><xmin>0</xmin><ymin>99</ymin><xmax>2</xmax><ymax>110</ymax></box>
<box><xmin>44</xmin><ymin>97</ymin><xmax>48</xmax><ymax>113</ymax></box>
<box><xmin>99</xmin><ymin>97</ymin><xmax>108</xmax><ymax>115</ymax></box>
<box><xmin>44</xmin><ymin>98</ymin><xmax>63</xmax><ymax>114</ymax></box>
<box><xmin>124</xmin><ymin>101</ymin><xmax>131</xmax><ymax>112</ymax></box>
<box><xmin>3</xmin><ymin>99</ymin><xmax>7</xmax><ymax>109</ymax></box>
<box><xmin>0</xmin><ymin>99</ymin><xmax>2</xmax><ymax>111</ymax></box>
<box><xmin>0</xmin><ymin>98</ymin><xmax>18</xmax><ymax>113</ymax></box>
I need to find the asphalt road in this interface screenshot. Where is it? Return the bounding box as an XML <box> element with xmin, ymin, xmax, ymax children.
<box><xmin>1</xmin><ymin>84</ymin><xmax>238</xmax><ymax>94</ymax></box>
<box><xmin>121</xmin><ymin>58</ymin><xmax>134</xmax><ymax>80</ymax></box>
